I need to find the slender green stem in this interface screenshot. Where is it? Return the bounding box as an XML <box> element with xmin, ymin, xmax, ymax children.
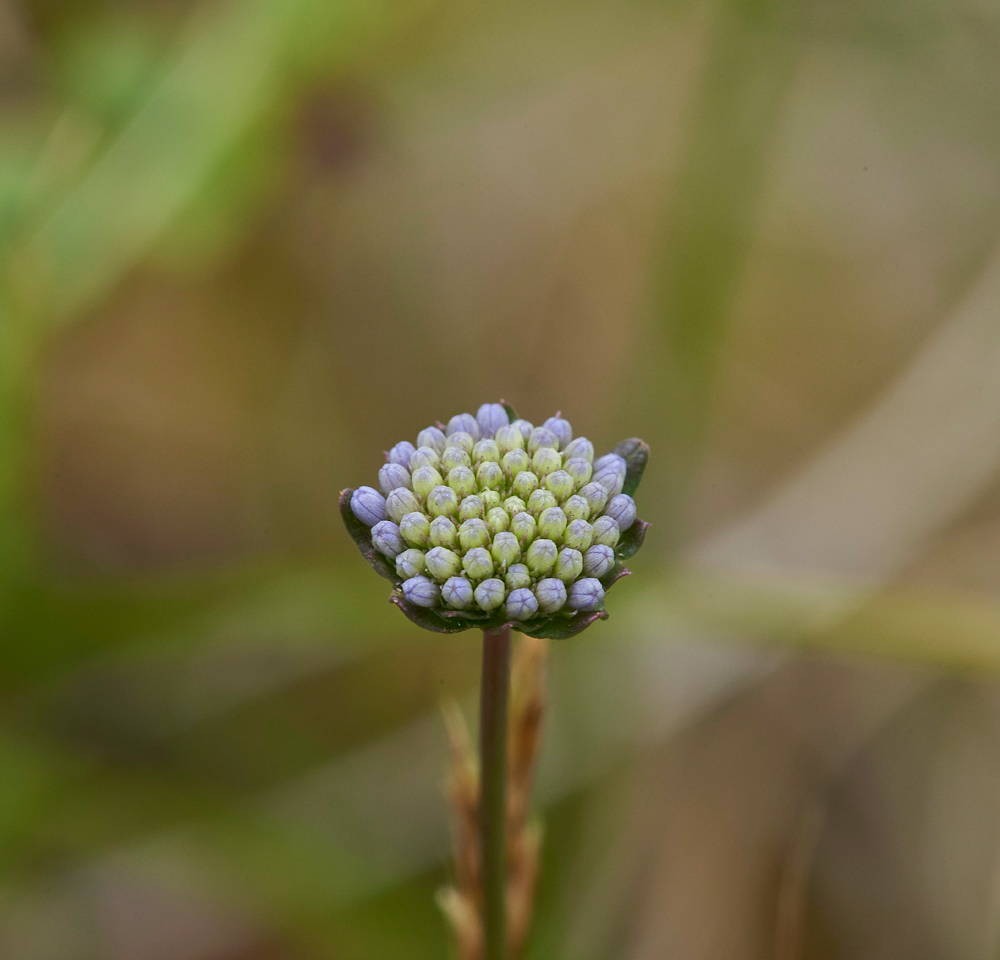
<box><xmin>480</xmin><ymin>625</ymin><xmax>511</xmax><ymax>960</ymax></box>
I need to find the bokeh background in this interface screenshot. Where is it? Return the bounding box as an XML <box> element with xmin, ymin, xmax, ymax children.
<box><xmin>3</xmin><ymin>0</ymin><xmax>1000</xmax><ymax>956</ymax></box>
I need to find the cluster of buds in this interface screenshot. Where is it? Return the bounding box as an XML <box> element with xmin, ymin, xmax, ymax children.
<box><xmin>341</xmin><ymin>402</ymin><xmax>648</xmax><ymax>639</ymax></box>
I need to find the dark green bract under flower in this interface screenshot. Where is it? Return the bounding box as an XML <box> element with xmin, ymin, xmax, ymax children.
<box><xmin>340</xmin><ymin>402</ymin><xmax>649</xmax><ymax>639</ymax></box>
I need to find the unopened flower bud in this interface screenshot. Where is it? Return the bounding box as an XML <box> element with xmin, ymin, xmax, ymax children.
<box><xmin>563</xmin><ymin>495</ymin><xmax>591</xmax><ymax>522</ymax></box>
<box><xmin>459</xmin><ymin>518</ymin><xmax>491</xmax><ymax>551</ymax></box>
<box><xmin>476</xmin><ymin>461</ymin><xmax>504</xmax><ymax>491</ymax></box>
<box><xmin>459</xmin><ymin>495</ymin><xmax>484</xmax><ymax>521</ymax></box>
<box><xmin>447</xmin><ymin>465</ymin><xmax>477</xmax><ymax>498</ymax></box>
<box><xmin>429</xmin><ymin>515</ymin><xmax>458</xmax><ymax>549</ymax></box>
<box><xmin>568</xmin><ymin>577</ymin><xmax>605</xmax><ymax>611</ymax></box>
<box><xmin>563</xmin><ymin>457</ymin><xmax>593</xmax><ymax>490</ymax></box>
<box><xmin>538</xmin><ymin>506</ymin><xmax>567</xmax><ymax>541</ymax></box>
<box><xmin>534</xmin><ymin>577</ymin><xmax>567</xmax><ymax>614</ymax></box>
<box><xmin>462</xmin><ymin>547</ymin><xmax>494</xmax><ymax>581</ymax></box>
<box><xmin>594</xmin><ymin>453</ymin><xmax>626</xmax><ymax>473</ymax></box>
<box><xmin>486</xmin><ymin>507</ymin><xmax>509</xmax><ymax>536</ymax></box>
<box><xmin>441</xmin><ymin>446</ymin><xmax>471</xmax><ymax>472</ymax></box>
<box><xmin>372</xmin><ymin>520</ymin><xmax>405</xmax><ymax>559</ymax></box>
<box><xmin>543</xmin><ymin>415</ymin><xmax>573</xmax><ymax>447</ymax></box>
<box><xmin>476</xmin><ymin>403</ymin><xmax>509</xmax><ymax>439</ymax></box>
<box><xmin>591</xmin><ymin>515</ymin><xmax>620</xmax><ymax>548</ymax></box>
<box><xmin>386</xmin><ymin>487</ymin><xmax>421</xmax><ymax>524</ymax></box>
<box><xmin>446</xmin><ymin>432</ymin><xmax>475</xmax><ymax>457</ymax></box>
<box><xmin>505</xmin><ymin>587</ymin><xmax>538</xmax><ymax>621</ymax></box>
<box><xmin>554</xmin><ymin>547</ymin><xmax>583</xmax><ymax>583</ymax></box>
<box><xmin>425</xmin><ymin>546</ymin><xmax>462</xmax><ymax>581</ymax></box>
<box><xmin>579</xmin><ymin>482</ymin><xmax>609</xmax><ymax>517</ymax></box>
<box><xmin>395</xmin><ymin>548</ymin><xmax>426</xmax><ymax>579</ymax></box>
<box><xmin>563</xmin><ymin>437</ymin><xmax>594</xmax><ymax>463</ymax></box>
<box><xmin>563</xmin><ymin>519</ymin><xmax>593</xmax><ymax>552</ymax></box>
<box><xmin>480</xmin><ymin>490</ymin><xmax>502</xmax><ymax>511</ymax></box>
<box><xmin>473</xmin><ymin>439</ymin><xmax>501</xmax><ymax>466</ymax></box>
<box><xmin>544</xmin><ymin>469</ymin><xmax>574</xmax><ymax>501</ymax></box>
<box><xmin>510</xmin><ymin>511</ymin><xmax>536</xmax><ymax>547</ymax></box>
<box><xmin>389</xmin><ymin>441</ymin><xmax>415</xmax><ymax>469</ymax></box>
<box><xmin>400</xmin><ymin>512</ymin><xmax>431</xmax><ymax>548</ymax></box>
<box><xmin>503</xmin><ymin>496</ymin><xmax>526</xmax><ymax>517</ymax></box>
<box><xmin>605</xmin><ymin>493</ymin><xmax>637</xmax><ymax>532</ymax></box>
<box><xmin>527</xmin><ymin>488</ymin><xmax>557</xmax><ymax>518</ymax></box>
<box><xmin>595</xmin><ymin>469</ymin><xmax>625</xmax><ymax>498</ymax></box>
<box><xmin>502</xmin><ymin>449</ymin><xmax>531</xmax><ymax>479</ymax></box>
<box><xmin>583</xmin><ymin>543</ymin><xmax>615</xmax><ymax>579</ymax></box>
<box><xmin>417</xmin><ymin>427</ymin><xmax>447</xmax><ymax>457</ymax></box>
<box><xmin>442</xmin><ymin>576</ymin><xmax>475</xmax><ymax>610</ymax></box>
<box><xmin>402</xmin><ymin>575</ymin><xmax>440</xmax><ymax>608</ymax></box>
<box><xmin>532</xmin><ymin>447</ymin><xmax>562</xmax><ymax>478</ymax></box>
<box><xmin>409</xmin><ymin>446</ymin><xmax>441</xmax><ymax>472</ymax></box>
<box><xmin>495</xmin><ymin>424</ymin><xmax>525</xmax><ymax>455</ymax></box>
<box><xmin>474</xmin><ymin>578</ymin><xmax>505</xmax><ymax>611</ymax></box>
<box><xmin>505</xmin><ymin>564</ymin><xmax>531</xmax><ymax>591</ymax></box>
<box><xmin>491</xmin><ymin>532</ymin><xmax>520</xmax><ymax>569</ymax></box>
<box><xmin>447</xmin><ymin>414</ymin><xmax>481</xmax><ymax>441</ymax></box>
<box><xmin>511</xmin><ymin>419</ymin><xmax>534</xmax><ymax>442</ymax></box>
<box><xmin>426</xmin><ymin>485</ymin><xmax>460</xmax><ymax>519</ymax></box>
<box><xmin>529</xmin><ymin>426</ymin><xmax>559</xmax><ymax>455</ymax></box>
<box><xmin>351</xmin><ymin>486</ymin><xmax>386</xmax><ymax>527</ymax></box>
<box><xmin>512</xmin><ymin>471</ymin><xmax>539</xmax><ymax>500</ymax></box>
<box><xmin>412</xmin><ymin>465</ymin><xmax>444</xmax><ymax>498</ymax></box>
<box><xmin>525</xmin><ymin>538</ymin><xmax>557</xmax><ymax>576</ymax></box>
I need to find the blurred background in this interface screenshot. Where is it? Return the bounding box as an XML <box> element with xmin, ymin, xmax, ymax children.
<box><xmin>2</xmin><ymin>0</ymin><xmax>1000</xmax><ymax>955</ymax></box>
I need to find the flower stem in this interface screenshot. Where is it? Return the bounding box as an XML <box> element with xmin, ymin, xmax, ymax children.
<box><xmin>480</xmin><ymin>625</ymin><xmax>511</xmax><ymax>960</ymax></box>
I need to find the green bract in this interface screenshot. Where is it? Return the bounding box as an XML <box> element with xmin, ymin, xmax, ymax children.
<box><xmin>340</xmin><ymin>402</ymin><xmax>649</xmax><ymax>639</ymax></box>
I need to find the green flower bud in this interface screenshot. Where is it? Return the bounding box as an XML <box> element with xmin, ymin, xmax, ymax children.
<box><xmin>563</xmin><ymin>518</ymin><xmax>593</xmax><ymax>552</ymax></box>
<box><xmin>554</xmin><ymin>547</ymin><xmax>583</xmax><ymax>583</ymax></box>
<box><xmin>505</xmin><ymin>587</ymin><xmax>538</xmax><ymax>621</ymax></box>
<box><xmin>568</xmin><ymin>577</ymin><xmax>605</xmax><ymax>611</ymax></box>
<box><xmin>447</xmin><ymin>465</ymin><xmax>477</xmax><ymax>498</ymax></box>
<box><xmin>544</xmin><ymin>469</ymin><xmax>574</xmax><ymax>501</ymax></box>
<box><xmin>480</xmin><ymin>489</ymin><xmax>502</xmax><ymax>511</ymax></box>
<box><xmin>458</xmin><ymin>518</ymin><xmax>491</xmax><ymax>551</ymax></box>
<box><xmin>486</xmin><ymin>507</ymin><xmax>510</xmax><ymax>536</ymax></box>
<box><xmin>429</xmin><ymin>515</ymin><xmax>458</xmax><ymax>548</ymax></box>
<box><xmin>441</xmin><ymin>446</ymin><xmax>471</xmax><ymax>472</ymax></box>
<box><xmin>579</xmin><ymin>482</ymin><xmax>609</xmax><ymax>517</ymax></box>
<box><xmin>400</xmin><ymin>511</ymin><xmax>431</xmax><ymax>547</ymax></box>
<box><xmin>447</xmin><ymin>414</ymin><xmax>481</xmax><ymax>441</ymax></box>
<box><xmin>583</xmin><ymin>543</ymin><xmax>615</xmax><ymax>579</ymax></box>
<box><xmin>591</xmin><ymin>515</ymin><xmax>620</xmax><ymax>548</ymax></box>
<box><xmin>532</xmin><ymin>447</ymin><xmax>562</xmax><ymax>478</ymax></box>
<box><xmin>527</xmin><ymin>488</ymin><xmax>557</xmax><ymax>518</ymax></box>
<box><xmin>417</xmin><ymin>427</ymin><xmax>447</xmax><ymax>457</ymax></box>
<box><xmin>605</xmin><ymin>493</ymin><xmax>637</xmax><ymax>531</ymax></box>
<box><xmin>386</xmin><ymin>487</ymin><xmax>421</xmax><ymax>524</ymax></box>
<box><xmin>502</xmin><ymin>449</ymin><xmax>531</xmax><ymax>480</ymax></box>
<box><xmin>459</xmin><ymin>495</ymin><xmax>485</xmax><ymax>521</ymax></box>
<box><xmin>476</xmin><ymin>403</ymin><xmax>509</xmax><ymax>439</ymax></box>
<box><xmin>472</xmin><ymin>439</ymin><xmax>501</xmax><ymax>465</ymax></box>
<box><xmin>395</xmin><ymin>548</ymin><xmax>426</xmax><ymax>579</ymax></box>
<box><xmin>563</xmin><ymin>457</ymin><xmax>593</xmax><ymax>490</ymax></box>
<box><xmin>446</xmin><ymin>431</ymin><xmax>475</xmax><ymax>456</ymax></box>
<box><xmin>529</xmin><ymin>427</ymin><xmax>559</xmax><ymax>455</ymax></box>
<box><xmin>491</xmin><ymin>532</ymin><xmax>520</xmax><ymax>569</ymax></box>
<box><xmin>534</xmin><ymin>577</ymin><xmax>567</xmax><ymax>614</ymax></box>
<box><xmin>511</xmin><ymin>419</ymin><xmax>534</xmax><ymax>442</ymax></box>
<box><xmin>495</xmin><ymin>424</ymin><xmax>525</xmax><ymax>455</ymax></box>
<box><xmin>474</xmin><ymin>578</ymin><xmax>506</xmax><ymax>611</ymax></box>
<box><xmin>409</xmin><ymin>446</ymin><xmax>441</xmax><ymax>471</ymax></box>
<box><xmin>538</xmin><ymin>506</ymin><xmax>567</xmax><ymax>541</ymax></box>
<box><xmin>563</xmin><ymin>494</ymin><xmax>591</xmax><ymax>522</ymax></box>
<box><xmin>425</xmin><ymin>546</ymin><xmax>462</xmax><ymax>581</ymax></box>
<box><xmin>412</xmin><ymin>465</ymin><xmax>444</xmax><ymax>498</ymax></box>
<box><xmin>372</xmin><ymin>520</ymin><xmax>405</xmax><ymax>559</ymax></box>
<box><xmin>543</xmin><ymin>415</ymin><xmax>573</xmax><ymax>448</ymax></box>
<box><xmin>462</xmin><ymin>547</ymin><xmax>494</xmax><ymax>581</ymax></box>
<box><xmin>402</xmin><ymin>575</ymin><xmax>439</xmax><ymax>608</ymax></box>
<box><xmin>442</xmin><ymin>576</ymin><xmax>474</xmax><ymax>610</ymax></box>
<box><xmin>510</xmin><ymin>511</ymin><xmax>536</xmax><ymax>547</ymax></box>
<box><xmin>379</xmin><ymin>462</ymin><xmax>412</xmax><ymax>496</ymax></box>
<box><xmin>476</xmin><ymin>461</ymin><xmax>504</xmax><ymax>491</ymax></box>
<box><xmin>512</xmin><ymin>471</ymin><xmax>539</xmax><ymax>500</ymax></box>
<box><xmin>503</xmin><ymin>496</ymin><xmax>526</xmax><ymax>517</ymax></box>
<box><xmin>563</xmin><ymin>437</ymin><xmax>594</xmax><ymax>462</ymax></box>
<box><xmin>426</xmin><ymin>485</ymin><xmax>460</xmax><ymax>519</ymax></box>
<box><xmin>525</xmin><ymin>538</ymin><xmax>557</xmax><ymax>577</ymax></box>
<box><xmin>351</xmin><ymin>486</ymin><xmax>386</xmax><ymax>527</ymax></box>
<box><xmin>388</xmin><ymin>442</ymin><xmax>416</xmax><ymax>469</ymax></box>
<box><xmin>505</xmin><ymin>564</ymin><xmax>531</xmax><ymax>591</ymax></box>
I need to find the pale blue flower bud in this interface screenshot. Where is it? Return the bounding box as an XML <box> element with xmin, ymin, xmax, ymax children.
<box><xmin>491</xmin><ymin>531</ymin><xmax>520</xmax><ymax>569</ymax></box>
<box><xmin>486</xmin><ymin>507</ymin><xmax>510</xmax><ymax>536</ymax></box>
<box><xmin>426</xmin><ymin>485</ymin><xmax>459</xmax><ymax>519</ymax></box>
<box><xmin>473</xmin><ymin>439</ymin><xmax>501</xmax><ymax>466</ymax></box>
<box><xmin>417</xmin><ymin>427</ymin><xmax>447</xmax><ymax>457</ymax></box>
<box><xmin>512</xmin><ymin>471</ymin><xmax>539</xmax><ymax>500</ymax></box>
<box><xmin>386</xmin><ymin>487</ymin><xmax>421</xmax><ymax>524</ymax></box>
<box><xmin>476</xmin><ymin>403</ymin><xmax>509</xmax><ymax>439</ymax></box>
<box><xmin>511</xmin><ymin>419</ymin><xmax>534</xmax><ymax>442</ymax></box>
<box><xmin>593</xmin><ymin>453</ymin><xmax>626</xmax><ymax>473</ymax></box>
<box><xmin>447</xmin><ymin>465</ymin><xmax>477</xmax><ymax>499</ymax></box>
<box><xmin>480</xmin><ymin>490</ymin><xmax>502</xmax><ymax>511</ymax></box>
<box><xmin>591</xmin><ymin>515</ymin><xmax>620</xmax><ymax>548</ymax></box>
<box><xmin>527</xmin><ymin>488</ymin><xmax>557</xmax><ymax>518</ymax></box>
<box><xmin>459</xmin><ymin>518</ymin><xmax>491</xmax><ymax>551</ymax></box>
<box><xmin>505</xmin><ymin>588</ymin><xmax>538</xmax><ymax>621</ymax></box>
<box><xmin>595</xmin><ymin>469</ymin><xmax>625</xmax><ymax>498</ymax></box>
<box><xmin>525</xmin><ymin>538</ymin><xmax>557</xmax><ymax>576</ymax></box>
<box><xmin>544</xmin><ymin>469</ymin><xmax>574</xmax><ymax>501</ymax></box>
<box><xmin>476</xmin><ymin>461</ymin><xmax>504</xmax><ymax>491</ymax></box>
<box><xmin>389</xmin><ymin>441</ymin><xmax>415</xmax><ymax>469</ymax></box>
<box><xmin>510</xmin><ymin>511</ymin><xmax>536</xmax><ymax>547</ymax></box>
<box><xmin>532</xmin><ymin>447</ymin><xmax>562</xmax><ymax>478</ymax></box>
<box><xmin>563</xmin><ymin>519</ymin><xmax>593</xmax><ymax>552</ymax></box>
<box><xmin>528</xmin><ymin>426</ymin><xmax>559</xmax><ymax>455</ymax></box>
<box><xmin>351</xmin><ymin>486</ymin><xmax>386</xmax><ymax>527</ymax></box>
<box><xmin>534</xmin><ymin>577</ymin><xmax>567</xmax><ymax>614</ymax></box>
<box><xmin>403</xmin><ymin>575</ymin><xmax>440</xmax><ymax>608</ymax></box>
<box><xmin>412</xmin><ymin>466</ymin><xmax>443</xmax><ymax>498</ymax></box>
<box><xmin>441</xmin><ymin>446</ymin><xmax>471</xmax><ymax>472</ymax></box>
<box><xmin>459</xmin><ymin>495</ymin><xmax>484</xmax><ymax>521</ymax></box>
<box><xmin>505</xmin><ymin>564</ymin><xmax>531</xmax><ymax>591</ymax></box>
<box><xmin>563</xmin><ymin>495</ymin><xmax>591</xmax><ymax>522</ymax></box>
<box><xmin>426</xmin><ymin>546</ymin><xmax>462</xmax><ymax>581</ymax></box>
<box><xmin>583</xmin><ymin>543</ymin><xmax>615</xmax><ymax>579</ymax></box>
<box><xmin>555</xmin><ymin>547</ymin><xmax>583</xmax><ymax>583</ymax></box>
<box><xmin>579</xmin><ymin>482</ymin><xmax>609</xmax><ymax>517</ymax></box>
<box><xmin>563</xmin><ymin>437</ymin><xmax>594</xmax><ymax>463</ymax></box>
<box><xmin>396</xmin><ymin>548</ymin><xmax>427</xmax><ymax>579</ymax></box>
<box><xmin>543</xmin><ymin>415</ymin><xmax>573</xmax><ymax>447</ymax></box>
<box><xmin>447</xmin><ymin>414</ymin><xmax>481</xmax><ymax>441</ymax></box>
<box><xmin>372</xmin><ymin>520</ymin><xmax>405</xmax><ymax>559</ymax></box>
<box><xmin>605</xmin><ymin>493</ymin><xmax>637</xmax><ymax>532</ymax></box>
<box><xmin>400</xmin><ymin>512</ymin><xmax>431</xmax><ymax>548</ymax></box>
<box><xmin>538</xmin><ymin>506</ymin><xmax>567</xmax><ymax>541</ymax></box>
<box><xmin>409</xmin><ymin>446</ymin><xmax>441</xmax><ymax>472</ymax></box>
<box><xmin>563</xmin><ymin>458</ymin><xmax>593</xmax><ymax>490</ymax></box>
<box><xmin>429</xmin><ymin>515</ymin><xmax>458</xmax><ymax>549</ymax></box>
<box><xmin>503</xmin><ymin>496</ymin><xmax>526</xmax><ymax>517</ymax></box>
<box><xmin>495</xmin><ymin>424</ymin><xmax>525</xmax><ymax>455</ymax></box>
<box><xmin>442</xmin><ymin>576</ymin><xmax>475</xmax><ymax>610</ymax></box>
<box><xmin>475</xmin><ymin>578</ymin><xmax>506</xmax><ymax>611</ymax></box>
<box><xmin>502</xmin><ymin>449</ymin><xmax>531</xmax><ymax>480</ymax></box>
<box><xmin>463</xmin><ymin>547</ymin><xmax>494</xmax><ymax>581</ymax></box>
<box><xmin>568</xmin><ymin>577</ymin><xmax>605</xmax><ymax>611</ymax></box>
